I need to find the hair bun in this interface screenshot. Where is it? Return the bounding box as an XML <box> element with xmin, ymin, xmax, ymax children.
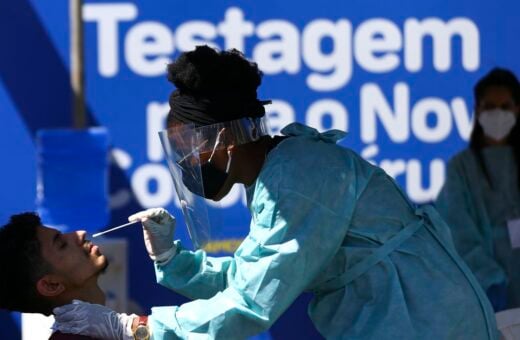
<box><xmin>167</xmin><ymin>45</ymin><xmax>262</xmax><ymax>99</ymax></box>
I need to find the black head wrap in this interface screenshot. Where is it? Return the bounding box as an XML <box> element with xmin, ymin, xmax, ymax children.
<box><xmin>166</xmin><ymin>46</ymin><xmax>269</xmax><ymax>128</ymax></box>
<box><xmin>168</xmin><ymin>90</ymin><xmax>269</xmax><ymax>127</ymax></box>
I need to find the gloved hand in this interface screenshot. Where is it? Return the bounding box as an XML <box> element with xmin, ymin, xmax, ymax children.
<box><xmin>128</xmin><ymin>207</ymin><xmax>177</xmax><ymax>264</ymax></box>
<box><xmin>53</xmin><ymin>300</ymin><xmax>136</xmax><ymax>340</ymax></box>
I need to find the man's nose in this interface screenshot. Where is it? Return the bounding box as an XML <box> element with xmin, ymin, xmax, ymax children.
<box><xmin>75</xmin><ymin>230</ymin><xmax>87</xmax><ymax>246</ymax></box>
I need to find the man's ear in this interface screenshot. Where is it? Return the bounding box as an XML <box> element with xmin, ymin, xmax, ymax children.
<box><xmin>36</xmin><ymin>275</ymin><xmax>65</xmax><ymax>297</ymax></box>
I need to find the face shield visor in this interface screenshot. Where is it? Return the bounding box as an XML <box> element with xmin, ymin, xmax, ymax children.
<box><xmin>159</xmin><ymin>116</ymin><xmax>270</xmax><ymax>249</ymax></box>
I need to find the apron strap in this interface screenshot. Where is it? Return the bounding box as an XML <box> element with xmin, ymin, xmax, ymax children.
<box><xmin>317</xmin><ymin>216</ymin><xmax>424</xmax><ymax>293</ymax></box>
<box><xmin>419</xmin><ymin>205</ymin><xmax>497</xmax><ymax>340</ymax></box>
<box><xmin>316</xmin><ymin>205</ymin><xmax>497</xmax><ymax>340</ymax></box>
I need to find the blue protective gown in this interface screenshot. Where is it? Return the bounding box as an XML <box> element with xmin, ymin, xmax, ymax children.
<box><xmin>436</xmin><ymin>146</ymin><xmax>520</xmax><ymax>308</ymax></box>
<box><xmin>149</xmin><ymin>123</ymin><xmax>497</xmax><ymax>340</ymax></box>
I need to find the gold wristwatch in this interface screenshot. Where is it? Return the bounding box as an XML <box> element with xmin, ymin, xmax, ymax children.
<box><xmin>133</xmin><ymin>315</ymin><xmax>150</xmax><ymax>340</ymax></box>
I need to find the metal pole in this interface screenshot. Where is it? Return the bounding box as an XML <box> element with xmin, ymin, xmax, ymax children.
<box><xmin>70</xmin><ymin>0</ymin><xmax>86</xmax><ymax>128</ymax></box>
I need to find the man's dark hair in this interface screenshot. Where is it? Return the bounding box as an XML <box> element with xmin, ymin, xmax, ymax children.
<box><xmin>468</xmin><ymin>68</ymin><xmax>520</xmax><ymax>190</ymax></box>
<box><xmin>0</xmin><ymin>212</ymin><xmax>54</xmax><ymax>315</ymax></box>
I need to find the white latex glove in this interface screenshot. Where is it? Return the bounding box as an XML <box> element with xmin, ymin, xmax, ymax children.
<box><xmin>53</xmin><ymin>300</ymin><xmax>136</xmax><ymax>340</ymax></box>
<box><xmin>128</xmin><ymin>207</ymin><xmax>177</xmax><ymax>264</ymax></box>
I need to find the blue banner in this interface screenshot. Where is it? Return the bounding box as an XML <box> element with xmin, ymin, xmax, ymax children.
<box><xmin>2</xmin><ymin>0</ymin><xmax>520</xmax><ymax>338</ymax></box>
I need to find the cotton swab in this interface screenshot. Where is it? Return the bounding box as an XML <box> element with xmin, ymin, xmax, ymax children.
<box><xmin>92</xmin><ymin>220</ymin><xmax>141</xmax><ymax>238</ymax></box>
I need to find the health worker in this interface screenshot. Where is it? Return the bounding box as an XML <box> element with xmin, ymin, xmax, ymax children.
<box><xmin>53</xmin><ymin>46</ymin><xmax>498</xmax><ymax>340</ymax></box>
<box><xmin>436</xmin><ymin>68</ymin><xmax>520</xmax><ymax>312</ymax></box>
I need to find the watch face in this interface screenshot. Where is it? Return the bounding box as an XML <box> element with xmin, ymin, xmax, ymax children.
<box><xmin>135</xmin><ymin>325</ymin><xmax>149</xmax><ymax>340</ymax></box>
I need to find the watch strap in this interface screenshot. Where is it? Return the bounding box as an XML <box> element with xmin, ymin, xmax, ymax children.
<box><xmin>133</xmin><ymin>315</ymin><xmax>150</xmax><ymax>340</ymax></box>
<box><xmin>138</xmin><ymin>315</ymin><xmax>148</xmax><ymax>326</ymax></box>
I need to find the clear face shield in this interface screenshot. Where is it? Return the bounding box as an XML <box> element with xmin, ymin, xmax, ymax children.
<box><xmin>159</xmin><ymin>117</ymin><xmax>270</xmax><ymax>249</ymax></box>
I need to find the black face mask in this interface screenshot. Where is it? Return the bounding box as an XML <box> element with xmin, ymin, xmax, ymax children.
<box><xmin>180</xmin><ymin>159</ymin><xmax>229</xmax><ymax>199</ymax></box>
<box><xmin>200</xmin><ymin>162</ymin><xmax>229</xmax><ymax>199</ymax></box>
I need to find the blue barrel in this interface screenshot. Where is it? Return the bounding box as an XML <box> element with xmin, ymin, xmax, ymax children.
<box><xmin>36</xmin><ymin>128</ymin><xmax>110</xmax><ymax>233</ymax></box>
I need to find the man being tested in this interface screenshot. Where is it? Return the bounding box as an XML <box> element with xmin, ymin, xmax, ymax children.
<box><xmin>0</xmin><ymin>212</ymin><xmax>127</xmax><ymax>339</ymax></box>
<box><xmin>54</xmin><ymin>46</ymin><xmax>498</xmax><ymax>339</ymax></box>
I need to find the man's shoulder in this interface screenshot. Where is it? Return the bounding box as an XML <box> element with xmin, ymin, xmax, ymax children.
<box><xmin>49</xmin><ymin>331</ymin><xmax>98</xmax><ymax>340</ymax></box>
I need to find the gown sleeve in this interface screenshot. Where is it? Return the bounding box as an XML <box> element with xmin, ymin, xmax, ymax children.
<box><xmin>154</xmin><ymin>241</ymin><xmax>235</xmax><ymax>300</ymax></box>
<box><xmin>149</xmin><ymin>161</ymin><xmax>352</xmax><ymax>339</ymax></box>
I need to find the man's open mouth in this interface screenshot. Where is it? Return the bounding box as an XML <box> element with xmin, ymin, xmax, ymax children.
<box><xmin>84</xmin><ymin>241</ymin><xmax>97</xmax><ymax>255</ymax></box>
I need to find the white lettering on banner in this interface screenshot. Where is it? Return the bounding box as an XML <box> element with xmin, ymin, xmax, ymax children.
<box><xmin>146</xmin><ymin>102</ymin><xmax>169</xmax><ymax>162</ymax></box>
<box><xmin>451</xmin><ymin>98</ymin><xmax>475</xmax><ymax>140</ymax></box>
<box><xmin>411</xmin><ymin>97</ymin><xmax>452</xmax><ymax>143</ymax></box>
<box><xmin>218</xmin><ymin>7</ymin><xmax>254</xmax><ymax>52</ymax></box>
<box><xmin>406</xmin><ymin>159</ymin><xmax>445</xmax><ymax>202</ymax></box>
<box><xmin>265</xmin><ymin>100</ymin><xmax>295</xmax><ymax>135</ymax></box>
<box><xmin>110</xmin><ymin>148</ymin><xmax>133</xmax><ymax>209</ymax></box>
<box><xmin>131</xmin><ymin>164</ymin><xmax>173</xmax><ymax>208</ymax></box>
<box><xmin>254</xmin><ymin>20</ymin><xmax>300</xmax><ymax>74</ymax></box>
<box><xmin>132</xmin><ymin>93</ymin><xmax>467</xmax><ymax>206</ymax></box>
<box><xmin>380</xmin><ymin>159</ymin><xmax>407</xmax><ymax>179</ymax></box>
<box><xmin>360</xmin><ymin>144</ymin><xmax>446</xmax><ymax>203</ymax></box>
<box><xmin>306</xmin><ymin>99</ymin><xmax>349</xmax><ymax>132</ymax></box>
<box><xmin>84</xmin><ymin>5</ymin><xmax>480</xmax><ymax>89</ymax></box>
<box><xmin>354</xmin><ymin>19</ymin><xmax>402</xmax><ymax>73</ymax></box>
<box><xmin>125</xmin><ymin>22</ymin><xmax>175</xmax><ymax>76</ymax></box>
<box><xmin>131</xmin><ymin>89</ymin><xmax>464</xmax><ymax>208</ymax></box>
<box><xmin>83</xmin><ymin>3</ymin><xmax>137</xmax><ymax>77</ymax></box>
<box><xmin>112</xmin><ymin>148</ymin><xmax>133</xmax><ymax>170</ymax></box>
<box><xmin>80</xmin><ymin>3</ymin><xmax>483</xmax><ymax>206</ymax></box>
<box><xmin>360</xmin><ymin>144</ymin><xmax>379</xmax><ymax>165</ymax></box>
<box><xmin>404</xmin><ymin>18</ymin><xmax>480</xmax><ymax>72</ymax></box>
<box><xmin>302</xmin><ymin>19</ymin><xmax>353</xmax><ymax>91</ymax></box>
<box><xmin>176</xmin><ymin>21</ymin><xmax>219</xmax><ymax>51</ymax></box>
<box><xmin>361</xmin><ymin>83</ymin><xmax>473</xmax><ymax>143</ymax></box>
<box><xmin>361</xmin><ymin>83</ymin><xmax>410</xmax><ymax>143</ymax></box>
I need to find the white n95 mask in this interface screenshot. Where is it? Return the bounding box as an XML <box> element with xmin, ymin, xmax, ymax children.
<box><xmin>478</xmin><ymin>109</ymin><xmax>517</xmax><ymax>141</ymax></box>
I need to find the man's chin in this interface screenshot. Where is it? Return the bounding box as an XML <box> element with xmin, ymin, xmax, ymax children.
<box><xmin>99</xmin><ymin>256</ymin><xmax>109</xmax><ymax>275</ymax></box>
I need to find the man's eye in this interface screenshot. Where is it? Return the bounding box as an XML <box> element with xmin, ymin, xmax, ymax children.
<box><xmin>57</xmin><ymin>235</ymin><xmax>67</xmax><ymax>249</ymax></box>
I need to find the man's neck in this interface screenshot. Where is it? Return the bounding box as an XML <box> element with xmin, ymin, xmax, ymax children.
<box><xmin>57</xmin><ymin>282</ymin><xmax>106</xmax><ymax>307</ymax></box>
